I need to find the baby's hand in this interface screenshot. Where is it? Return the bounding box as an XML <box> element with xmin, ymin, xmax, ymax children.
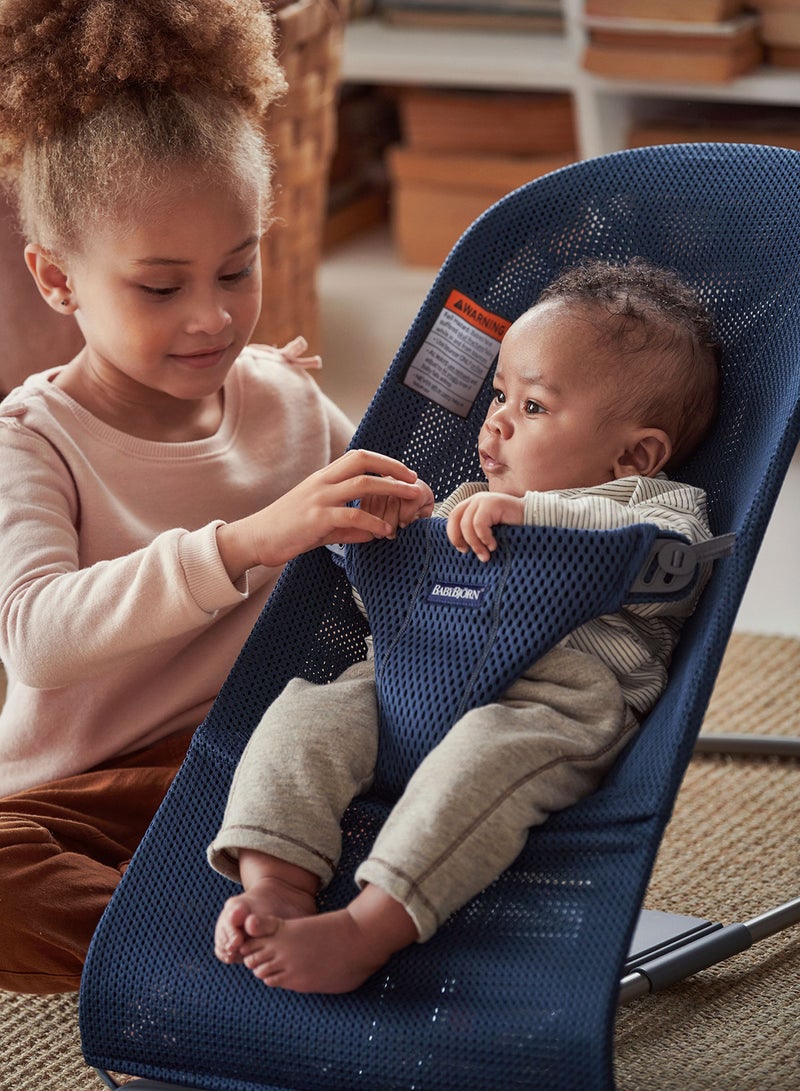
<box><xmin>360</xmin><ymin>477</ymin><xmax>435</xmax><ymax>537</ymax></box>
<box><xmin>255</xmin><ymin>336</ymin><xmax>322</xmax><ymax>371</ymax></box>
<box><xmin>447</xmin><ymin>492</ymin><xmax>525</xmax><ymax>562</ymax></box>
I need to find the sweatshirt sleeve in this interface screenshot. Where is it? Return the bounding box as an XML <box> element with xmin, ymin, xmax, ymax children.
<box><xmin>0</xmin><ymin>418</ymin><xmax>249</xmax><ymax>689</ymax></box>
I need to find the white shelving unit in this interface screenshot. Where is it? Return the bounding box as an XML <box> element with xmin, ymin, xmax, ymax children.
<box><xmin>341</xmin><ymin>0</ymin><xmax>800</xmax><ymax>159</ymax></box>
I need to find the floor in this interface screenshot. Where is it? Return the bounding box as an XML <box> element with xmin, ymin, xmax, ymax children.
<box><xmin>318</xmin><ymin>226</ymin><xmax>800</xmax><ymax>639</ymax></box>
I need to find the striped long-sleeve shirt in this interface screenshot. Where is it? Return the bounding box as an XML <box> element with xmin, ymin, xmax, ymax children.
<box><xmin>433</xmin><ymin>474</ymin><xmax>712</xmax><ymax>717</ymax></box>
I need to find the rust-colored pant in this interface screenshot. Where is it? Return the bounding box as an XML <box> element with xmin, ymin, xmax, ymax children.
<box><xmin>0</xmin><ymin>729</ymin><xmax>193</xmax><ymax>994</ymax></box>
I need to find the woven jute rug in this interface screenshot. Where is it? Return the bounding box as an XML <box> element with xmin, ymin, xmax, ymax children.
<box><xmin>2</xmin><ymin>631</ymin><xmax>798</xmax><ymax>1091</ymax></box>
<box><xmin>615</xmin><ymin>631</ymin><xmax>799</xmax><ymax>1091</ymax></box>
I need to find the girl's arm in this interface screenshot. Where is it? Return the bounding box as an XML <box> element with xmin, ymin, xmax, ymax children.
<box><xmin>0</xmin><ymin>423</ymin><xmax>244</xmax><ymax>687</ymax></box>
<box><xmin>0</xmin><ymin>428</ymin><xmax>421</xmax><ymax>688</ymax></box>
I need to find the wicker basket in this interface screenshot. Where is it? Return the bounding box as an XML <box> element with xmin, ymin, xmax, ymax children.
<box><xmin>252</xmin><ymin>0</ymin><xmax>350</xmax><ymax>352</ymax></box>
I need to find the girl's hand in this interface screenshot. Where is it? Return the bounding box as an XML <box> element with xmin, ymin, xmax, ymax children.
<box><xmin>216</xmin><ymin>450</ymin><xmax>427</xmax><ymax>580</ymax></box>
<box><xmin>360</xmin><ymin>477</ymin><xmax>435</xmax><ymax>538</ymax></box>
<box><xmin>447</xmin><ymin>492</ymin><xmax>525</xmax><ymax>562</ymax></box>
<box><xmin>254</xmin><ymin>336</ymin><xmax>322</xmax><ymax>371</ymax></box>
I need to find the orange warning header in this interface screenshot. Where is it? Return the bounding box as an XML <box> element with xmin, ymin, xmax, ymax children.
<box><xmin>444</xmin><ymin>290</ymin><xmax>511</xmax><ymax>341</ymax></box>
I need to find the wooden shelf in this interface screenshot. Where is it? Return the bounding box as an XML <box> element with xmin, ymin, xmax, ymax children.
<box><xmin>341</xmin><ymin>19</ymin><xmax>573</xmax><ymax>91</ymax></box>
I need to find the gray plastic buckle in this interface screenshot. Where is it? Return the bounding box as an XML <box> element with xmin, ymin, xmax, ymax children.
<box><xmin>630</xmin><ymin>533</ymin><xmax>736</xmax><ymax>596</ymax></box>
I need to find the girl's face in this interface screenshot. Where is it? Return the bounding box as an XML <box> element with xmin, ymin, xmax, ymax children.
<box><xmin>63</xmin><ymin>169</ymin><xmax>263</xmax><ymax>409</ymax></box>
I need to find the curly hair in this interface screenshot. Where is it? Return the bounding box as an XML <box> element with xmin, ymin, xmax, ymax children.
<box><xmin>537</xmin><ymin>257</ymin><xmax>721</xmax><ymax>470</ymax></box>
<box><xmin>0</xmin><ymin>0</ymin><xmax>287</xmax><ymax>250</ymax></box>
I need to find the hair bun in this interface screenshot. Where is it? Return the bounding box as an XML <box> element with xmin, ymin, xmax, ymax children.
<box><xmin>0</xmin><ymin>0</ymin><xmax>285</xmax><ymax>168</ymax></box>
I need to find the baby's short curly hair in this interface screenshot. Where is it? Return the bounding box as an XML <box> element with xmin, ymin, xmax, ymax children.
<box><xmin>537</xmin><ymin>257</ymin><xmax>721</xmax><ymax>470</ymax></box>
<box><xmin>0</xmin><ymin>0</ymin><xmax>287</xmax><ymax>252</ymax></box>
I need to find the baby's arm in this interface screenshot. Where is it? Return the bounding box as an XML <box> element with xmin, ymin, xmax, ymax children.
<box><xmin>525</xmin><ymin>481</ymin><xmax>711</xmax><ymax>546</ymax></box>
<box><xmin>447</xmin><ymin>492</ymin><xmax>525</xmax><ymax>562</ymax></box>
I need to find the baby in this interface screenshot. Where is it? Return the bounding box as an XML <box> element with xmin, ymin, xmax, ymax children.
<box><xmin>208</xmin><ymin>258</ymin><xmax>720</xmax><ymax>993</ymax></box>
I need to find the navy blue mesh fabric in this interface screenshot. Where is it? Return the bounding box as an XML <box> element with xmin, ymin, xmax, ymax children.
<box><xmin>345</xmin><ymin>519</ymin><xmax>670</xmax><ymax>799</ymax></box>
<box><xmin>80</xmin><ymin>144</ymin><xmax>800</xmax><ymax>1090</ymax></box>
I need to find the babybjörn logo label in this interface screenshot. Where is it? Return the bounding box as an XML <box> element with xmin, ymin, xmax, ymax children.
<box><xmin>428</xmin><ymin>581</ymin><xmax>487</xmax><ymax>607</ymax></box>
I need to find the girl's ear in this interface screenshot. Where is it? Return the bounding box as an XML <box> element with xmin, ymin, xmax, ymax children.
<box><xmin>613</xmin><ymin>428</ymin><xmax>672</xmax><ymax>479</ymax></box>
<box><xmin>24</xmin><ymin>244</ymin><xmax>77</xmax><ymax>314</ymax></box>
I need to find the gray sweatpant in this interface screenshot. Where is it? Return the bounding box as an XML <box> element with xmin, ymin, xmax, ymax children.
<box><xmin>207</xmin><ymin>645</ymin><xmax>638</xmax><ymax>941</ymax></box>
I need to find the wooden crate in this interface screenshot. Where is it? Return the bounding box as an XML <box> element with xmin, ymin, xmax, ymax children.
<box><xmin>396</xmin><ymin>88</ymin><xmax>576</xmax><ymax>157</ymax></box>
<box><xmin>766</xmin><ymin>45</ymin><xmax>800</xmax><ymax>66</ymax></box>
<box><xmin>626</xmin><ymin>100</ymin><xmax>800</xmax><ymax>149</ymax></box>
<box><xmin>585</xmin><ymin>0</ymin><xmax>746</xmax><ymax>20</ymax></box>
<box><xmin>629</xmin><ymin>123</ymin><xmax>800</xmax><ymax>150</ymax></box>
<box><xmin>754</xmin><ymin>0</ymin><xmax>800</xmax><ymax>47</ymax></box>
<box><xmin>388</xmin><ymin>146</ymin><xmax>572</xmax><ymax>267</ymax></box>
<box><xmin>762</xmin><ymin>14</ymin><xmax>800</xmax><ymax>46</ymax></box>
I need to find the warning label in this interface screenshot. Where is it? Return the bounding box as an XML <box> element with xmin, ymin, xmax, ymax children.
<box><xmin>403</xmin><ymin>290</ymin><xmax>510</xmax><ymax>418</ymax></box>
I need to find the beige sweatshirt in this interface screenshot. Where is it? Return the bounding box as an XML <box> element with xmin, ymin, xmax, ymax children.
<box><xmin>0</xmin><ymin>347</ymin><xmax>352</xmax><ymax>795</ymax></box>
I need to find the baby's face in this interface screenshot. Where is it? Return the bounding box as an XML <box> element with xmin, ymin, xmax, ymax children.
<box><xmin>479</xmin><ymin>300</ymin><xmax>638</xmax><ymax>495</ymax></box>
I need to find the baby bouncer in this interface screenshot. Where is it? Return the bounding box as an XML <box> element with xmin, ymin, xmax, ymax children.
<box><xmin>80</xmin><ymin>142</ymin><xmax>800</xmax><ymax>1090</ymax></box>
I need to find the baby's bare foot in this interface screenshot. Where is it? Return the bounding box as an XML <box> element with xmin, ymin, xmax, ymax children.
<box><xmin>214</xmin><ymin>876</ymin><xmax>317</xmax><ymax>965</ymax></box>
<box><xmin>240</xmin><ymin>908</ymin><xmax>387</xmax><ymax>992</ymax></box>
<box><xmin>240</xmin><ymin>886</ymin><xmax>419</xmax><ymax>993</ymax></box>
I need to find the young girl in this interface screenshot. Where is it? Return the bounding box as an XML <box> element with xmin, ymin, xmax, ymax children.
<box><xmin>0</xmin><ymin>0</ymin><xmax>427</xmax><ymax>994</ymax></box>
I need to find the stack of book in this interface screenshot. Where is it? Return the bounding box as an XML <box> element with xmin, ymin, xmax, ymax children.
<box><xmin>751</xmin><ymin>0</ymin><xmax>800</xmax><ymax>68</ymax></box>
<box><xmin>582</xmin><ymin>0</ymin><xmax>762</xmax><ymax>83</ymax></box>
<box><xmin>377</xmin><ymin>0</ymin><xmax>563</xmax><ymax>33</ymax></box>
<box><xmin>387</xmin><ymin>88</ymin><xmax>576</xmax><ymax>266</ymax></box>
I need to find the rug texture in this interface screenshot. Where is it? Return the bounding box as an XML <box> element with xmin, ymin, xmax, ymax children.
<box><xmin>1</xmin><ymin>631</ymin><xmax>798</xmax><ymax>1091</ymax></box>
